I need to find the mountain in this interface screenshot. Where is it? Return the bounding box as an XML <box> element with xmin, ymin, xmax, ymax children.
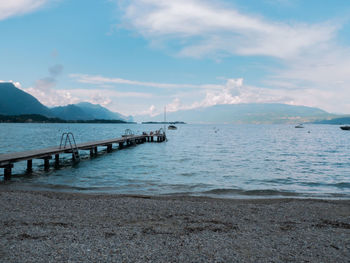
<box><xmin>51</xmin><ymin>102</ymin><xmax>133</xmax><ymax>121</ymax></box>
<box><xmin>0</xmin><ymin>82</ymin><xmax>52</xmax><ymax>116</ymax></box>
<box><xmin>312</xmin><ymin>116</ymin><xmax>350</xmax><ymax>125</ymax></box>
<box><xmin>0</xmin><ymin>82</ymin><xmax>131</xmax><ymax>121</ymax></box>
<box><xmin>51</xmin><ymin>104</ymin><xmax>93</xmax><ymax>120</ymax></box>
<box><xmin>138</xmin><ymin>103</ymin><xmax>337</xmax><ymax>124</ymax></box>
<box><xmin>76</xmin><ymin>102</ymin><xmax>133</xmax><ymax>122</ymax></box>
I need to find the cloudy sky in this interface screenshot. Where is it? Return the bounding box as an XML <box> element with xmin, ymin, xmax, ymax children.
<box><xmin>1</xmin><ymin>0</ymin><xmax>350</xmax><ymax>116</ymax></box>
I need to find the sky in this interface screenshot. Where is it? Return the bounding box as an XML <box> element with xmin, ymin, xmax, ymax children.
<box><xmin>1</xmin><ymin>0</ymin><xmax>350</xmax><ymax>117</ymax></box>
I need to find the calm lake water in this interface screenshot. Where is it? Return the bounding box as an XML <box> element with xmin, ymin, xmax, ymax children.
<box><xmin>1</xmin><ymin>123</ymin><xmax>349</xmax><ymax>198</ymax></box>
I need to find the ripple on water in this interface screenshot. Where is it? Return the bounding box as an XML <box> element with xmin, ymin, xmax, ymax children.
<box><xmin>1</xmin><ymin>123</ymin><xmax>350</xmax><ymax>198</ymax></box>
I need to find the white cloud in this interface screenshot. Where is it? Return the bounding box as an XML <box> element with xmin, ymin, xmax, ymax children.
<box><xmin>163</xmin><ymin>78</ymin><xmax>294</xmax><ymax>113</ymax></box>
<box><xmin>24</xmin><ymin>81</ymin><xmax>79</xmax><ymax>107</ymax></box>
<box><xmin>0</xmin><ymin>0</ymin><xmax>48</xmax><ymax>20</ymax></box>
<box><xmin>116</xmin><ymin>0</ymin><xmax>350</xmax><ymax>114</ymax></box>
<box><xmin>22</xmin><ymin>84</ymin><xmax>154</xmax><ymax>116</ymax></box>
<box><xmin>71</xmin><ymin>72</ymin><xmax>350</xmax><ymax>115</ymax></box>
<box><xmin>144</xmin><ymin>77</ymin><xmax>346</xmax><ymax>116</ymax></box>
<box><xmin>119</xmin><ymin>0</ymin><xmax>337</xmax><ymax>59</ymax></box>
<box><xmin>166</xmin><ymin>98</ymin><xmax>182</xmax><ymax>112</ymax></box>
<box><xmin>140</xmin><ymin>105</ymin><xmax>157</xmax><ymax>117</ymax></box>
<box><xmin>70</xmin><ymin>73</ymin><xmax>221</xmax><ymax>90</ymax></box>
<box><xmin>66</xmin><ymin>88</ymin><xmax>153</xmax><ymax>100</ymax></box>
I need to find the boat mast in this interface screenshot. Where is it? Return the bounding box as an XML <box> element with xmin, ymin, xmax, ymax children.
<box><xmin>164</xmin><ymin>106</ymin><xmax>166</xmax><ymax>132</ymax></box>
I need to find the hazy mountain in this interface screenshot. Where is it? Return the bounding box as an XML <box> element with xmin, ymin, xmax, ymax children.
<box><xmin>312</xmin><ymin>116</ymin><xmax>350</xmax><ymax>125</ymax></box>
<box><xmin>51</xmin><ymin>102</ymin><xmax>133</xmax><ymax>121</ymax></box>
<box><xmin>76</xmin><ymin>102</ymin><xmax>133</xmax><ymax>122</ymax></box>
<box><xmin>0</xmin><ymin>82</ymin><xmax>52</xmax><ymax>116</ymax></box>
<box><xmin>0</xmin><ymin>82</ymin><xmax>131</xmax><ymax>121</ymax></box>
<box><xmin>139</xmin><ymin>103</ymin><xmax>337</xmax><ymax>124</ymax></box>
<box><xmin>51</xmin><ymin>104</ymin><xmax>93</xmax><ymax>120</ymax></box>
<box><xmin>0</xmin><ymin>82</ymin><xmax>337</xmax><ymax>124</ymax></box>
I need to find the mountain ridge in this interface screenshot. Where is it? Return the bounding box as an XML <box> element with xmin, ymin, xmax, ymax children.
<box><xmin>0</xmin><ymin>82</ymin><xmax>129</xmax><ymax>121</ymax></box>
<box><xmin>1</xmin><ymin>82</ymin><xmax>342</xmax><ymax>124</ymax></box>
<box><xmin>0</xmin><ymin>82</ymin><xmax>52</xmax><ymax>116</ymax></box>
<box><xmin>137</xmin><ymin>103</ymin><xmax>338</xmax><ymax>124</ymax></box>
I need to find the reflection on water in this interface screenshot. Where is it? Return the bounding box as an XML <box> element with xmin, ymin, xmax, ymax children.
<box><xmin>0</xmin><ymin>123</ymin><xmax>349</xmax><ymax>198</ymax></box>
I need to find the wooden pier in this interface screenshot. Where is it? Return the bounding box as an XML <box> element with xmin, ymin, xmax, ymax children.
<box><xmin>0</xmin><ymin>132</ymin><xmax>166</xmax><ymax>180</ymax></box>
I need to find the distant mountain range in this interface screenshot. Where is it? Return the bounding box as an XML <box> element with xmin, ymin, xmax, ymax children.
<box><xmin>0</xmin><ymin>114</ymin><xmax>128</xmax><ymax>123</ymax></box>
<box><xmin>312</xmin><ymin>116</ymin><xmax>350</xmax><ymax>125</ymax></box>
<box><xmin>1</xmin><ymin>82</ymin><xmax>345</xmax><ymax>124</ymax></box>
<box><xmin>0</xmin><ymin>82</ymin><xmax>52</xmax><ymax>117</ymax></box>
<box><xmin>0</xmin><ymin>82</ymin><xmax>132</xmax><ymax>122</ymax></box>
<box><xmin>138</xmin><ymin>104</ymin><xmax>338</xmax><ymax>124</ymax></box>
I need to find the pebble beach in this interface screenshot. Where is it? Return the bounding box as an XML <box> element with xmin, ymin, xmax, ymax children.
<box><xmin>0</xmin><ymin>189</ymin><xmax>349</xmax><ymax>262</ymax></box>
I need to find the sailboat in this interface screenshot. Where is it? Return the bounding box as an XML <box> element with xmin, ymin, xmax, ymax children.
<box><xmin>168</xmin><ymin>123</ymin><xmax>177</xmax><ymax>130</ymax></box>
<box><xmin>164</xmin><ymin>106</ymin><xmax>177</xmax><ymax>130</ymax></box>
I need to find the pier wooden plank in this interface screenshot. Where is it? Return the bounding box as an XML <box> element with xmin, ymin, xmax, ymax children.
<box><xmin>0</xmin><ymin>134</ymin><xmax>164</xmax><ymax>167</ymax></box>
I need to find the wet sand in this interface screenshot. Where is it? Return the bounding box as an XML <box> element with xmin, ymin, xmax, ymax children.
<box><xmin>0</xmin><ymin>189</ymin><xmax>349</xmax><ymax>262</ymax></box>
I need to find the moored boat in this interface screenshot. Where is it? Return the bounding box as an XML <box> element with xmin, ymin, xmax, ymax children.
<box><xmin>168</xmin><ymin>125</ymin><xmax>177</xmax><ymax>130</ymax></box>
<box><xmin>340</xmin><ymin>126</ymin><xmax>350</xmax><ymax>130</ymax></box>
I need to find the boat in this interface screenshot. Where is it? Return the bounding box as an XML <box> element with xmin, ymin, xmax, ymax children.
<box><xmin>168</xmin><ymin>125</ymin><xmax>177</xmax><ymax>130</ymax></box>
<box><xmin>340</xmin><ymin>126</ymin><xmax>350</xmax><ymax>130</ymax></box>
<box><xmin>295</xmin><ymin>124</ymin><xmax>304</xmax><ymax>128</ymax></box>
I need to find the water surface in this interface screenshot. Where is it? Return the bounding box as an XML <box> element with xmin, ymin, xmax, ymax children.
<box><xmin>1</xmin><ymin>123</ymin><xmax>349</xmax><ymax>198</ymax></box>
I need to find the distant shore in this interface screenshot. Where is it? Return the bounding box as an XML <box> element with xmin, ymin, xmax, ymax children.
<box><xmin>142</xmin><ymin>121</ymin><xmax>186</xmax><ymax>124</ymax></box>
<box><xmin>0</xmin><ymin>189</ymin><xmax>349</xmax><ymax>262</ymax></box>
<box><xmin>0</xmin><ymin>114</ymin><xmax>135</xmax><ymax>124</ymax></box>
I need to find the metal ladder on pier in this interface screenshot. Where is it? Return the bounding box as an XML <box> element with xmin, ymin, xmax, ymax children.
<box><xmin>59</xmin><ymin>132</ymin><xmax>80</xmax><ymax>161</ymax></box>
<box><xmin>122</xmin><ymin>129</ymin><xmax>134</xmax><ymax>138</ymax></box>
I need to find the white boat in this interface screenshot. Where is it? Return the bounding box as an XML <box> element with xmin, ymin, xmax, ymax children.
<box><xmin>168</xmin><ymin>125</ymin><xmax>177</xmax><ymax>130</ymax></box>
<box><xmin>295</xmin><ymin>124</ymin><xmax>304</xmax><ymax>128</ymax></box>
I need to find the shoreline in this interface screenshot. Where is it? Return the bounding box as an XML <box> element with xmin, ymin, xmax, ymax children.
<box><xmin>1</xmin><ymin>188</ymin><xmax>349</xmax><ymax>262</ymax></box>
<box><xmin>3</xmin><ymin>182</ymin><xmax>350</xmax><ymax>201</ymax></box>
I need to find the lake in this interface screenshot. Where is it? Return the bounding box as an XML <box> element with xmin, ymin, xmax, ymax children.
<box><xmin>0</xmin><ymin>123</ymin><xmax>349</xmax><ymax>198</ymax></box>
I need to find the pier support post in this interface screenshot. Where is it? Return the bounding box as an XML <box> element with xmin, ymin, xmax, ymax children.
<box><xmin>107</xmin><ymin>144</ymin><xmax>112</xmax><ymax>152</ymax></box>
<box><xmin>119</xmin><ymin>142</ymin><xmax>124</xmax><ymax>149</ymax></box>
<box><xmin>94</xmin><ymin>147</ymin><xmax>98</xmax><ymax>155</ymax></box>
<box><xmin>55</xmin><ymin>154</ymin><xmax>59</xmax><ymax>168</ymax></box>
<box><xmin>44</xmin><ymin>157</ymin><xmax>50</xmax><ymax>171</ymax></box>
<box><xmin>27</xmin><ymin>160</ymin><xmax>33</xmax><ymax>173</ymax></box>
<box><xmin>3</xmin><ymin>164</ymin><xmax>13</xmax><ymax>180</ymax></box>
<box><xmin>90</xmin><ymin>149</ymin><xmax>94</xmax><ymax>157</ymax></box>
<box><xmin>151</xmin><ymin>136</ymin><xmax>154</xmax><ymax>142</ymax></box>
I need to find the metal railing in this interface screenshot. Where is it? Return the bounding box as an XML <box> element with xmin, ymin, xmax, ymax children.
<box><xmin>59</xmin><ymin>132</ymin><xmax>80</xmax><ymax>161</ymax></box>
<box><xmin>122</xmin><ymin>129</ymin><xmax>134</xmax><ymax>138</ymax></box>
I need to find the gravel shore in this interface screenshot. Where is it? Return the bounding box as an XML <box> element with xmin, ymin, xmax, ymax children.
<box><xmin>0</xmin><ymin>189</ymin><xmax>349</xmax><ymax>262</ymax></box>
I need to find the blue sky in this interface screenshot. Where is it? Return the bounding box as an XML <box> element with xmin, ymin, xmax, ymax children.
<box><xmin>1</xmin><ymin>0</ymin><xmax>350</xmax><ymax>116</ymax></box>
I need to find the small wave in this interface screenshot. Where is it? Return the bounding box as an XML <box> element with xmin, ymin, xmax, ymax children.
<box><xmin>200</xmin><ymin>188</ymin><xmax>299</xmax><ymax>197</ymax></box>
<box><xmin>39</xmin><ymin>184</ymin><xmax>99</xmax><ymax>191</ymax></box>
<box><xmin>298</xmin><ymin>181</ymin><xmax>350</xmax><ymax>189</ymax></box>
<box><xmin>179</xmin><ymin>172</ymin><xmax>195</xmax><ymax>177</ymax></box>
<box><xmin>333</xmin><ymin>182</ymin><xmax>350</xmax><ymax>189</ymax></box>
